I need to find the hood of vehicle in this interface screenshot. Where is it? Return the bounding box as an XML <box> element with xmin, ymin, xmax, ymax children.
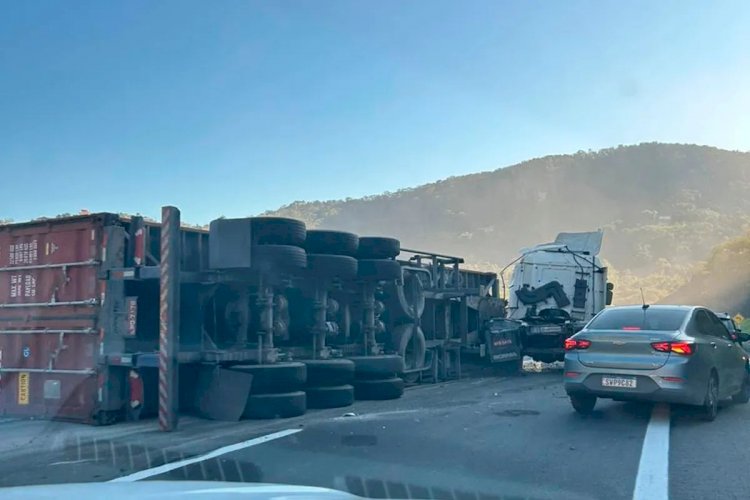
<box><xmin>0</xmin><ymin>481</ymin><xmax>363</xmax><ymax>500</ymax></box>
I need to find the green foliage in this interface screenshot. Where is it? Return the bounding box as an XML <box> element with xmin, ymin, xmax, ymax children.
<box><xmin>661</xmin><ymin>231</ymin><xmax>750</xmax><ymax>313</ymax></box>
<box><xmin>608</xmin><ymin>261</ymin><xmax>696</xmax><ymax>306</ymax></box>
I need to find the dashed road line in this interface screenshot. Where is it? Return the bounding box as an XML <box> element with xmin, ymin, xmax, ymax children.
<box><xmin>109</xmin><ymin>428</ymin><xmax>302</xmax><ymax>482</ymax></box>
<box><xmin>632</xmin><ymin>403</ymin><xmax>670</xmax><ymax>500</ymax></box>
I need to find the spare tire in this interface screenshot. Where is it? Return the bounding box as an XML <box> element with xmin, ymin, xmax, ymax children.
<box><xmin>391</xmin><ymin>323</ymin><xmax>427</xmax><ymax>371</ymax></box>
<box><xmin>244</xmin><ymin>391</ymin><xmax>306</xmax><ymax>419</ymax></box>
<box><xmin>353</xmin><ymin>377</ymin><xmax>404</xmax><ymax>401</ymax></box>
<box><xmin>303</xmin><ymin>359</ymin><xmax>355</xmax><ymax>387</ymax></box>
<box><xmin>252</xmin><ymin>245</ymin><xmax>307</xmax><ymax>274</ymax></box>
<box><xmin>358</xmin><ymin>259</ymin><xmax>402</xmax><ymax>281</ymax></box>
<box><xmin>304</xmin><ymin>230</ymin><xmax>359</xmax><ymax>256</ymax></box>
<box><xmin>229</xmin><ymin>362</ymin><xmax>306</xmax><ymax>394</ymax></box>
<box><xmin>307</xmin><ymin>254</ymin><xmax>358</xmax><ymax>280</ymax></box>
<box><xmin>349</xmin><ymin>355</ymin><xmax>405</xmax><ymax>378</ymax></box>
<box><xmin>250</xmin><ymin>217</ymin><xmax>306</xmax><ymax>246</ymax></box>
<box><xmin>306</xmin><ymin>385</ymin><xmax>355</xmax><ymax>409</ymax></box>
<box><xmin>357</xmin><ymin>237</ymin><xmax>400</xmax><ymax>259</ymax></box>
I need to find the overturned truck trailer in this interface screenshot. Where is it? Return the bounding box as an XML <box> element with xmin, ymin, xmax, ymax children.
<box><xmin>381</xmin><ymin>249</ymin><xmax>506</xmax><ymax>381</ymax></box>
<box><xmin>0</xmin><ymin>212</ymin><xmax>502</xmax><ymax>425</ymax></box>
<box><xmin>0</xmin><ymin>213</ymin><xmax>415</xmax><ymax>424</ymax></box>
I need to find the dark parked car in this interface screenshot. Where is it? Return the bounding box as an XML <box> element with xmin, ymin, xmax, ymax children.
<box><xmin>564</xmin><ymin>305</ymin><xmax>750</xmax><ymax>421</ymax></box>
<box><xmin>715</xmin><ymin>312</ymin><xmax>749</xmax><ymax>342</ymax></box>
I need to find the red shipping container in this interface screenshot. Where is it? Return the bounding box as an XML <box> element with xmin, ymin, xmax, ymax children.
<box><xmin>0</xmin><ymin>216</ymin><xmax>106</xmax><ymax>422</ymax></box>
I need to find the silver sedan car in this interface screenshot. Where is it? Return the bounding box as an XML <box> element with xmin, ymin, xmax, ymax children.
<box><xmin>564</xmin><ymin>305</ymin><xmax>750</xmax><ymax>421</ymax></box>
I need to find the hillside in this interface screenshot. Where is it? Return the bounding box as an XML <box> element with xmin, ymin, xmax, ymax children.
<box><xmin>661</xmin><ymin>233</ymin><xmax>750</xmax><ymax>316</ymax></box>
<box><xmin>266</xmin><ymin>143</ymin><xmax>750</xmax><ymax>304</ymax></box>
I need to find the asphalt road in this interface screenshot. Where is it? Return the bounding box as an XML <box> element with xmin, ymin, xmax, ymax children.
<box><xmin>2</xmin><ymin>367</ymin><xmax>750</xmax><ymax>499</ymax></box>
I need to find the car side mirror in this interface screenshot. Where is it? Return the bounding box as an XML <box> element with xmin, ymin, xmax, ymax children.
<box><xmin>738</xmin><ymin>332</ymin><xmax>750</xmax><ymax>343</ymax></box>
<box><xmin>605</xmin><ymin>282</ymin><xmax>614</xmax><ymax>306</ymax></box>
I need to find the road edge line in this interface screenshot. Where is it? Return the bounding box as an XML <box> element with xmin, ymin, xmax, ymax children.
<box><xmin>632</xmin><ymin>403</ymin><xmax>670</xmax><ymax>500</ymax></box>
<box><xmin>109</xmin><ymin>428</ymin><xmax>302</xmax><ymax>482</ymax></box>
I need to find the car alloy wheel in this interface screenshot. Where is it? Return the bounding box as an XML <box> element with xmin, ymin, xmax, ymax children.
<box><xmin>703</xmin><ymin>374</ymin><xmax>719</xmax><ymax>422</ymax></box>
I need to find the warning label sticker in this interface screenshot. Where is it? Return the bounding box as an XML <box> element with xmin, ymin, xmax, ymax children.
<box><xmin>18</xmin><ymin>372</ymin><xmax>29</xmax><ymax>405</ymax></box>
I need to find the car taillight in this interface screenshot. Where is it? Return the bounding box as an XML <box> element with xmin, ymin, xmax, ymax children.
<box><xmin>651</xmin><ymin>341</ymin><xmax>694</xmax><ymax>355</ymax></box>
<box><xmin>651</xmin><ymin>342</ymin><xmax>670</xmax><ymax>353</ymax></box>
<box><xmin>670</xmin><ymin>342</ymin><xmax>694</xmax><ymax>355</ymax></box>
<box><xmin>564</xmin><ymin>338</ymin><xmax>591</xmax><ymax>350</ymax></box>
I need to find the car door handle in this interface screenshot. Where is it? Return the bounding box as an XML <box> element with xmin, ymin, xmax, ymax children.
<box><xmin>727</xmin><ymin>343</ymin><xmax>734</xmax><ymax>348</ymax></box>
<box><xmin>710</xmin><ymin>342</ymin><xmax>717</xmax><ymax>349</ymax></box>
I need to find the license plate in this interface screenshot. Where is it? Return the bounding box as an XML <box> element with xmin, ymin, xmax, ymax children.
<box><xmin>602</xmin><ymin>376</ymin><xmax>637</xmax><ymax>388</ymax></box>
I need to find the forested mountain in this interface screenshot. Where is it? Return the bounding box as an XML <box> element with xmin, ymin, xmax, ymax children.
<box><xmin>661</xmin><ymin>233</ymin><xmax>750</xmax><ymax>317</ymax></box>
<box><xmin>266</xmin><ymin>143</ymin><xmax>750</xmax><ymax>305</ymax></box>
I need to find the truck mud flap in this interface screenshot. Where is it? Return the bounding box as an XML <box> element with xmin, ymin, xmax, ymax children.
<box><xmin>484</xmin><ymin>320</ymin><xmax>522</xmax><ymax>364</ymax></box>
<box><xmin>194</xmin><ymin>365</ymin><xmax>253</xmax><ymax>421</ymax></box>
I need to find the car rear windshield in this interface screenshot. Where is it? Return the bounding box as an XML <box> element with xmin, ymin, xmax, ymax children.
<box><xmin>587</xmin><ymin>308</ymin><xmax>688</xmax><ymax>331</ymax></box>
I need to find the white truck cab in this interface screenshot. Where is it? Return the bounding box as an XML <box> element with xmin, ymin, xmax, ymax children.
<box><xmin>506</xmin><ymin>230</ymin><xmax>612</xmax><ymax>362</ymax></box>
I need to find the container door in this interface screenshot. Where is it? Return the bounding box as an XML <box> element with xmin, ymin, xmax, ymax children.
<box><xmin>0</xmin><ymin>218</ymin><xmax>104</xmax><ymax>422</ymax></box>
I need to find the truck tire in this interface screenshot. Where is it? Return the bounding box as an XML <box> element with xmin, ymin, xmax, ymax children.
<box><xmin>306</xmin><ymin>385</ymin><xmax>355</xmax><ymax>409</ymax></box>
<box><xmin>307</xmin><ymin>254</ymin><xmax>358</xmax><ymax>280</ymax></box>
<box><xmin>304</xmin><ymin>230</ymin><xmax>359</xmax><ymax>256</ymax></box>
<box><xmin>303</xmin><ymin>359</ymin><xmax>355</xmax><ymax>387</ymax></box>
<box><xmin>250</xmin><ymin>217</ymin><xmax>306</xmax><ymax>246</ymax></box>
<box><xmin>357</xmin><ymin>259</ymin><xmax>402</xmax><ymax>281</ymax></box>
<box><xmin>349</xmin><ymin>355</ymin><xmax>405</xmax><ymax>378</ymax></box>
<box><xmin>353</xmin><ymin>377</ymin><xmax>404</xmax><ymax>400</ymax></box>
<box><xmin>252</xmin><ymin>245</ymin><xmax>307</xmax><ymax>273</ymax></box>
<box><xmin>229</xmin><ymin>362</ymin><xmax>306</xmax><ymax>394</ymax></box>
<box><xmin>244</xmin><ymin>391</ymin><xmax>306</xmax><ymax>419</ymax></box>
<box><xmin>357</xmin><ymin>237</ymin><xmax>400</xmax><ymax>259</ymax></box>
<box><xmin>391</xmin><ymin>323</ymin><xmax>427</xmax><ymax>372</ymax></box>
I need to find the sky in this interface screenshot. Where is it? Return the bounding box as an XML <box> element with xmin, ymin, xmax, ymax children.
<box><xmin>1</xmin><ymin>0</ymin><xmax>749</xmax><ymax>224</ymax></box>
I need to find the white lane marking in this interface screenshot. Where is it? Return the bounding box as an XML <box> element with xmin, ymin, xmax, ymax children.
<box><xmin>49</xmin><ymin>458</ymin><xmax>94</xmax><ymax>466</ymax></box>
<box><xmin>109</xmin><ymin>428</ymin><xmax>302</xmax><ymax>482</ymax></box>
<box><xmin>632</xmin><ymin>403</ymin><xmax>670</xmax><ymax>500</ymax></box>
